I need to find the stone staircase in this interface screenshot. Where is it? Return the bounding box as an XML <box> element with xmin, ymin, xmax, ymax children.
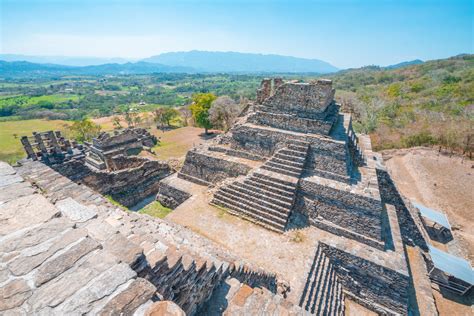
<box><xmin>202</xmin><ymin>277</ymin><xmax>311</xmax><ymax>315</ymax></box>
<box><xmin>299</xmin><ymin>245</ymin><xmax>345</xmax><ymax>316</ymax></box>
<box><xmin>212</xmin><ymin>140</ymin><xmax>310</xmax><ymax>232</ymax></box>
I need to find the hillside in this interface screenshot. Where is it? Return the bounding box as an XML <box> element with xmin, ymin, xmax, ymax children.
<box><xmin>0</xmin><ymin>61</ymin><xmax>193</xmax><ymax>78</ymax></box>
<box><xmin>327</xmin><ymin>54</ymin><xmax>473</xmax><ymax>154</ymax></box>
<box><xmin>142</xmin><ymin>51</ymin><xmax>338</xmax><ymax>73</ymax></box>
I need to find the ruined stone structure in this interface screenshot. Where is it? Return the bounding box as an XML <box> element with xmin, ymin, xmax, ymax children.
<box><xmin>85</xmin><ymin>128</ymin><xmax>157</xmax><ymax>171</ymax></box>
<box><xmin>20</xmin><ymin>130</ymin><xmax>85</xmax><ymax>164</ymax></box>
<box><xmin>5</xmin><ymin>79</ymin><xmax>444</xmax><ymax>315</ymax></box>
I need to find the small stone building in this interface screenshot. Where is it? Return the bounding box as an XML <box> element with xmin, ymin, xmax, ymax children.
<box><xmin>85</xmin><ymin>128</ymin><xmax>157</xmax><ymax>171</ymax></box>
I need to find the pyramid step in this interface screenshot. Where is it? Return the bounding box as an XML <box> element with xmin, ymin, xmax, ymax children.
<box><xmin>220</xmin><ymin>187</ymin><xmax>291</xmax><ymax>215</ymax></box>
<box><xmin>251</xmin><ymin>171</ymin><xmax>297</xmax><ymax>187</ymax></box>
<box><xmin>288</xmin><ymin>143</ymin><xmax>308</xmax><ymax>152</ymax></box>
<box><xmin>305</xmin><ymin>253</ymin><xmax>331</xmax><ymax>312</ymax></box>
<box><xmin>212</xmin><ymin>197</ymin><xmax>285</xmax><ymax>233</ymax></box>
<box><xmin>238</xmin><ymin>180</ymin><xmax>294</xmax><ymax>200</ymax></box>
<box><xmin>229</xmin><ymin>183</ymin><xmax>293</xmax><ymax>208</ymax></box>
<box><xmin>315</xmin><ymin>264</ymin><xmax>335</xmax><ymax>315</ymax></box>
<box><xmin>214</xmin><ymin>191</ymin><xmax>289</xmax><ymax>224</ymax></box>
<box><xmin>265</xmin><ymin>160</ymin><xmax>302</xmax><ymax>173</ymax></box>
<box><xmin>274</xmin><ymin>152</ymin><xmax>306</xmax><ymax>163</ymax></box>
<box><xmin>246</xmin><ymin>176</ymin><xmax>296</xmax><ymax>194</ymax></box>
<box><xmin>261</xmin><ymin>165</ymin><xmax>301</xmax><ymax>178</ymax></box>
<box><xmin>279</xmin><ymin>148</ymin><xmax>307</xmax><ymax>158</ymax></box>
<box><xmin>271</xmin><ymin>157</ymin><xmax>305</xmax><ymax>169</ymax></box>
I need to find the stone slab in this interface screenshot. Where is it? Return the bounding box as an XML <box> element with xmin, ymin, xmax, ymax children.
<box><xmin>0</xmin><ymin>279</ymin><xmax>32</xmax><ymax>312</ymax></box>
<box><xmin>8</xmin><ymin>227</ymin><xmax>88</xmax><ymax>277</ymax></box>
<box><xmin>0</xmin><ymin>162</ymin><xmax>15</xmax><ymax>176</ymax></box>
<box><xmin>55</xmin><ymin>263</ymin><xmax>136</xmax><ymax>314</ymax></box>
<box><xmin>0</xmin><ymin>194</ymin><xmax>60</xmax><ymax>237</ymax></box>
<box><xmin>0</xmin><ymin>174</ymin><xmax>23</xmax><ymax>188</ymax></box>
<box><xmin>98</xmin><ymin>278</ymin><xmax>156</xmax><ymax>316</ymax></box>
<box><xmin>55</xmin><ymin>197</ymin><xmax>98</xmax><ymax>223</ymax></box>
<box><xmin>0</xmin><ymin>182</ymin><xmax>35</xmax><ymax>206</ymax></box>
<box><xmin>34</xmin><ymin>236</ymin><xmax>100</xmax><ymax>286</ymax></box>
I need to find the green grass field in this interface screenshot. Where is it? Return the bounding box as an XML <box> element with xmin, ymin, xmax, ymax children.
<box><xmin>0</xmin><ymin>94</ymin><xmax>80</xmax><ymax>109</ymax></box>
<box><xmin>138</xmin><ymin>201</ymin><xmax>172</xmax><ymax>218</ymax></box>
<box><xmin>0</xmin><ymin>119</ymin><xmax>71</xmax><ymax>163</ymax></box>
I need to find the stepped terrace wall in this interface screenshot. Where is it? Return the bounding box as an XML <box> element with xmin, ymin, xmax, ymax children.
<box><xmin>295</xmin><ymin>179</ymin><xmax>384</xmax><ymax>247</ymax></box>
<box><xmin>247</xmin><ymin>111</ymin><xmax>334</xmax><ymax>135</ymax></box>
<box><xmin>50</xmin><ymin>156</ymin><xmax>173</xmax><ymax>207</ymax></box>
<box><xmin>179</xmin><ymin>149</ymin><xmax>252</xmax><ymax>185</ymax></box>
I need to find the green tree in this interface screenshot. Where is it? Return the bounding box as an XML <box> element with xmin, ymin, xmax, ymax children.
<box><xmin>162</xmin><ymin>108</ymin><xmax>179</xmax><ymax>127</ymax></box>
<box><xmin>70</xmin><ymin>118</ymin><xmax>101</xmax><ymax>142</ymax></box>
<box><xmin>190</xmin><ymin>93</ymin><xmax>217</xmax><ymax>134</ymax></box>
<box><xmin>112</xmin><ymin>116</ymin><xmax>123</xmax><ymax>129</ymax></box>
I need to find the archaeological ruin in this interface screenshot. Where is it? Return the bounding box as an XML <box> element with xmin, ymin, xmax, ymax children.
<box><xmin>2</xmin><ymin>78</ymin><xmax>470</xmax><ymax>315</ymax></box>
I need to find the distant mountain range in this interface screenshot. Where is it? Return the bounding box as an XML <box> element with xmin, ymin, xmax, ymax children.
<box><xmin>1</xmin><ymin>51</ymin><xmax>339</xmax><ymax>76</ymax></box>
<box><xmin>0</xmin><ymin>51</ymin><xmax>428</xmax><ymax>78</ymax></box>
<box><xmin>142</xmin><ymin>51</ymin><xmax>339</xmax><ymax>73</ymax></box>
<box><xmin>0</xmin><ymin>54</ymin><xmax>133</xmax><ymax>67</ymax></box>
<box><xmin>0</xmin><ymin>60</ymin><xmax>193</xmax><ymax>78</ymax></box>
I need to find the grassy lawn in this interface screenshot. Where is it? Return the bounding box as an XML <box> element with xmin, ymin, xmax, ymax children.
<box><xmin>138</xmin><ymin>201</ymin><xmax>172</xmax><ymax>218</ymax></box>
<box><xmin>0</xmin><ymin>119</ymin><xmax>71</xmax><ymax>163</ymax></box>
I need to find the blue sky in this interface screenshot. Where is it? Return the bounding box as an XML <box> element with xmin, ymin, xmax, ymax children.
<box><xmin>1</xmin><ymin>0</ymin><xmax>472</xmax><ymax>68</ymax></box>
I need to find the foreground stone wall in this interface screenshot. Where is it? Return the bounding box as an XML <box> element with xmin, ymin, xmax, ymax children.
<box><xmin>179</xmin><ymin>149</ymin><xmax>252</xmax><ymax>184</ymax></box>
<box><xmin>320</xmin><ymin>243</ymin><xmax>409</xmax><ymax>315</ymax></box>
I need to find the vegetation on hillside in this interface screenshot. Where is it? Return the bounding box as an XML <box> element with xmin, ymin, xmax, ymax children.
<box><xmin>327</xmin><ymin>54</ymin><xmax>473</xmax><ymax>156</ymax></box>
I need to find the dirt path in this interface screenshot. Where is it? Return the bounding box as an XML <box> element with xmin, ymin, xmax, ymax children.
<box><xmin>382</xmin><ymin>147</ymin><xmax>474</xmax><ymax>262</ymax></box>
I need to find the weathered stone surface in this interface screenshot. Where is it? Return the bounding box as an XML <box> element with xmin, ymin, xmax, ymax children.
<box><xmin>0</xmin><ymin>217</ymin><xmax>72</xmax><ymax>254</ymax></box>
<box><xmin>145</xmin><ymin>301</ymin><xmax>185</xmax><ymax>316</ymax></box>
<box><xmin>55</xmin><ymin>197</ymin><xmax>98</xmax><ymax>223</ymax></box>
<box><xmin>0</xmin><ymin>174</ymin><xmax>23</xmax><ymax>188</ymax></box>
<box><xmin>0</xmin><ymin>162</ymin><xmax>15</xmax><ymax>176</ymax></box>
<box><xmin>34</xmin><ymin>236</ymin><xmax>100</xmax><ymax>286</ymax></box>
<box><xmin>55</xmin><ymin>263</ymin><xmax>136</xmax><ymax>314</ymax></box>
<box><xmin>0</xmin><ymin>194</ymin><xmax>60</xmax><ymax>236</ymax></box>
<box><xmin>0</xmin><ymin>181</ymin><xmax>35</xmax><ymax>206</ymax></box>
<box><xmin>8</xmin><ymin>227</ymin><xmax>87</xmax><ymax>276</ymax></box>
<box><xmin>98</xmin><ymin>278</ymin><xmax>156</xmax><ymax>316</ymax></box>
<box><xmin>0</xmin><ymin>279</ymin><xmax>32</xmax><ymax>312</ymax></box>
<box><xmin>28</xmin><ymin>250</ymin><xmax>118</xmax><ymax>311</ymax></box>
<box><xmin>103</xmin><ymin>233</ymin><xmax>142</xmax><ymax>266</ymax></box>
<box><xmin>85</xmin><ymin>219</ymin><xmax>119</xmax><ymax>241</ymax></box>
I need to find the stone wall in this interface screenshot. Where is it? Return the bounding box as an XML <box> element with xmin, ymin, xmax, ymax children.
<box><xmin>295</xmin><ymin>179</ymin><xmax>383</xmax><ymax>243</ymax></box>
<box><xmin>230</xmin><ymin>124</ymin><xmax>347</xmax><ymax>160</ymax></box>
<box><xmin>156</xmin><ymin>181</ymin><xmax>191</xmax><ymax>209</ymax></box>
<box><xmin>262</xmin><ymin>80</ymin><xmax>335</xmax><ymax>115</ymax></box>
<box><xmin>51</xmin><ymin>156</ymin><xmax>174</xmax><ymax>207</ymax></box>
<box><xmin>319</xmin><ymin>243</ymin><xmax>409</xmax><ymax>315</ymax></box>
<box><xmin>376</xmin><ymin>169</ymin><xmax>428</xmax><ymax>251</ymax></box>
<box><xmin>179</xmin><ymin>149</ymin><xmax>252</xmax><ymax>184</ymax></box>
<box><xmin>247</xmin><ymin>111</ymin><xmax>334</xmax><ymax>135</ymax></box>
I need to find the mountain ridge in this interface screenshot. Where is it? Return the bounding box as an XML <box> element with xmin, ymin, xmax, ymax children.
<box><xmin>142</xmin><ymin>50</ymin><xmax>339</xmax><ymax>73</ymax></box>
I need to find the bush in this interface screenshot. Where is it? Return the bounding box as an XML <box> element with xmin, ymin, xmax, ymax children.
<box><xmin>402</xmin><ymin>131</ymin><xmax>436</xmax><ymax>147</ymax></box>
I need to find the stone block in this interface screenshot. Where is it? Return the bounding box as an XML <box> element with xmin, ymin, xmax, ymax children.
<box><xmin>98</xmin><ymin>278</ymin><xmax>156</xmax><ymax>316</ymax></box>
<box><xmin>55</xmin><ymin>197</ymin><xmax>98</xmax><ymax>223</ymax></box>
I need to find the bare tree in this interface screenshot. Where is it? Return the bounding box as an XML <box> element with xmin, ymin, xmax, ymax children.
<box><xmin>178</xmin><ymin>105</ymin><xmax>192</xmax><ymax>126</ymax></box>
<box><xmin>209</xmin><ymin>96</ymin><xmax>240</xmax><ymax>131</ymax></box>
